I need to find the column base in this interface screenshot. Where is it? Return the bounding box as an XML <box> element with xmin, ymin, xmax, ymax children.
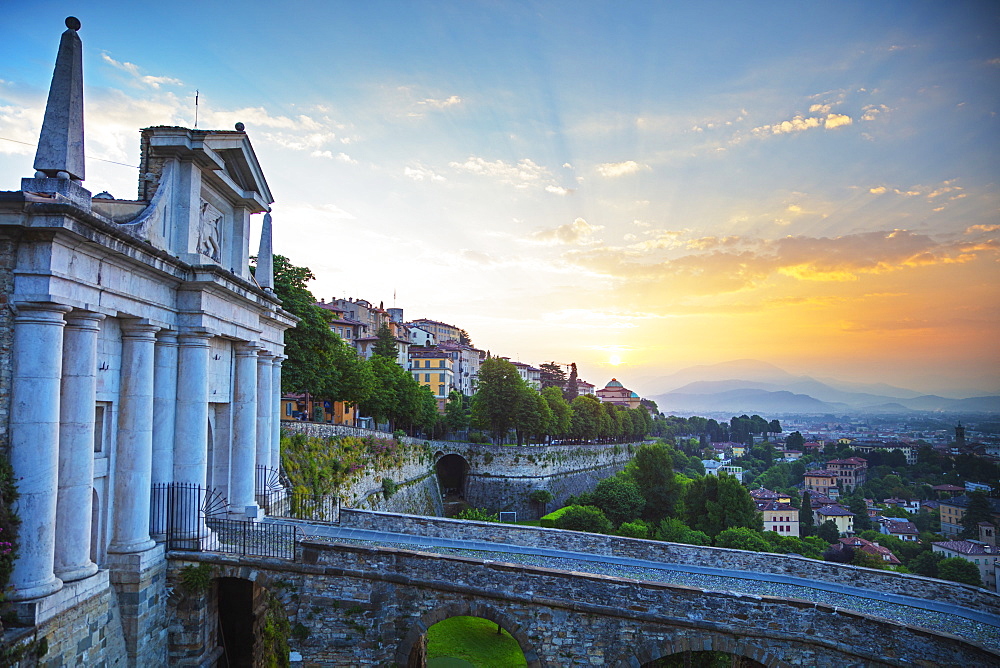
<box><xmin>7</xmin><ymin>574</ymin><xmax>63</xmax><ymax>602</ymax></box>
<box><xmin>107</xmin><ymin>537</ymin><xmax>157</xmax><ymax>555</ymax></box>
<box><xmin>7</xmin><ymin>570</ymin><xmax>108</xmax><ymax>625</ymax></box>
<box><xmin>55</xmin><ymin>560</ymin><xmax>99</xmax><ymax>583</ymax></box>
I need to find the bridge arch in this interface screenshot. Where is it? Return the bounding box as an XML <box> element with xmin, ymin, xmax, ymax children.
<box><xmin>616</xmin><ymin>632</ymin><xmax>783</xmax><ymax>668</ymax></box>
<box><xmin>396</xmin><ymin>599</ymin><xmax>541</xmax><ymax>668</ymax></box>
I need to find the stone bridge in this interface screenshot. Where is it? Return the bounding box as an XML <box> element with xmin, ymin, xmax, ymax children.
<box><xmin>166</xmin><ymin>533</ymin><xmax>1000</xmax><ymax>667</ymax></box>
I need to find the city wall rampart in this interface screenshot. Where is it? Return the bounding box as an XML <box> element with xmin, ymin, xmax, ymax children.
<box><xmin>280</xmin><ymin>421</ymin><xmax>638</xmax><ymax>518</ymax></box>
<box><xmin>338</xmin><ymin>508</ymin><xmax>1000</xmax><ymax>617</ymax></box>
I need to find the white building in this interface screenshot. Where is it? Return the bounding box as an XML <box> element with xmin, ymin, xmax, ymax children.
<box><xmin>0</xmin><ymin>19</ymin><xmax>294</xmax><ymax>662</ymax></box>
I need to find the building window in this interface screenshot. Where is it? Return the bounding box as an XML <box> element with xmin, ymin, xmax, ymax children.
<box><xmin>438</xmin><ymin>373</ymin><xmax>445</xmax><ymax>383</ymax></box>
<box><xmin>424</xmin><ymin>374</ymin><xmax>431</xmax><ymax>383</ymax></box>
<box><xmin>438</xmin><ymin>384</ymin><xmax>445</xmax><ymax>396</ymax></box>
<box><xmin>94</xmin><ymin>404</ymin><xmax>107</xmax><ymax>453</ymax></box>
<box><xmin>439</xmin><ymin>360</ymin><xmax>445</xmax><ymax>368</ymax></box>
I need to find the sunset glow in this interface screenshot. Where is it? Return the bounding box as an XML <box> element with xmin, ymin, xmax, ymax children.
<box><xmin>1</xmin><ymin>2</ymin><xmax>997</xmax><ymax>397</ymax></box>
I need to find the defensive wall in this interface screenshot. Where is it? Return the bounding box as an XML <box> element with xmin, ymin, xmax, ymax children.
<box><xmin>164</xmin><ymin>541</ymin><xmax>1000</xmax><ymax>667</ymax></box>
<box><xmin>280</xmin><ymin>421</ymin><xmax>637</xmax><ymax>518</ymax></box>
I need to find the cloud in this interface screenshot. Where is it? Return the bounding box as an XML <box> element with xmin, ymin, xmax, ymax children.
<box><xmin>597</xmin><ymin>160</ymin><xmax>646</xmax><ymax>178</ymax></box>
<box><xmin>861</xmin><ymin>104</ymin><xmax>889</xmax><ymax>121</ymax></box>
<box><xmin>562</xmin><ymin>228</ymin><xmax>999</xmax><ymax>295</ymax></box>
<box><xmin>404</xmin><ymin>163</ymin><xmax>446</xmax><ymax>182</ymax></box>
<box><xmin>532</xmin><ymin>218</ymin><xmax>605</xmax><ymax>245</ymax></box>
<box><xmin>545</xmin><ymin>184</ymin><xmax>573</xmax><ymax>196</ymax></box>
<box><xmin>101</xmin><ymin>53</ymin><xmax>183</xmax><ymax>89</ymax></box>
<box><xmin>966</xmin><ymin>224</ymin><xmax>1000</xmax><ymax>234</ymax></box>
<box><xmin>449</xmin><ymin>155</ymin><xmax>553</xmax><ymax>189</ymax></box>
<box><xmin>417</xmin><ymin>95</ymin><xmax>462</xmax><ymax>109</ymax></box>
<box><xmin>751</xmin><ymin>113</ymin><xmax>853</xmax><ymax>136</ymax></box>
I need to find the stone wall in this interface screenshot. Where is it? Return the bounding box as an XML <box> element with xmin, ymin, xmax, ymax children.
<box><xmin>279</xmin><ymin>421</ymin><xmax>638</xmax><ymax>519</ymax></box>
<box><xmin>169</xmin><ymin>544</ymin><xmax>999</xmax><ymax>668</ymax></box>
<box><xmin>6</xmin><ymin>573</ymin><xmax>128</xmax><ymax>668</ymax></box>
<box><xmin>338</xmin><ymin>508</ymin><xmax>1000</xmax><ymax>616</ymax></box>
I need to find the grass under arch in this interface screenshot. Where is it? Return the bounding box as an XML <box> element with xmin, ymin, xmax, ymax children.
<box><xmin>426</xmin><ymin>616</ymin><xmax>528</xmax><ymax>667</ymax></box>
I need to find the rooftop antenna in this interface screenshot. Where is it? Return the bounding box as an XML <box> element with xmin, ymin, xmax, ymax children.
<box><xmin>194</xmin><ymin>90</ymin><xmax>199</xmax><ymax>128</ymax></box>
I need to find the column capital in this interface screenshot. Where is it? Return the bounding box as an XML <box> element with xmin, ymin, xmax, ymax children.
<box><xmin>12</xmin><ymin>301</ymin><xmax>73</xmax><ymax>324</ymax></box>
<box><xmin>155</xmin><ymin>329</ymin><xmax>179</xmax><ymax>345</ymax></box>
<box><xmin>177</xmin><ymin>327</ymin><xmax>215</xmax><ymax>345</ymax></box>
<box><xmin>257</xmin><ymin>349</ymin><xmax>276</xmax><ymax>361</ymax></box>
<box><xmin>235</xmin><ymin>341</ymin><xmax>261</xmax><ymax>357</ymax></box>
<box><xmin>119</xmin><ymin>318</ymin><xmax>160</xmax><ymax>339</ymax></box>
<box><xmin>64</xmin><ymin>309</ymin><xmax>105</xmax><ymax>330</ymax></box>
<box><xmin>271</xmin><ymin>354</ymin><xmax>287</xmax><ymax>365</ymax></box>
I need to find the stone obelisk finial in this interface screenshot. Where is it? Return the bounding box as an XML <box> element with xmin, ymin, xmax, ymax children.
<box><xmin>256</xmin><ymin>212</ymin><xmax>274</xmax><ymax>292</ymax></box>
<box><xmin>33</xmin><ymin>17</ymin><xmax>85</xmax><ymax>181</ymax></box>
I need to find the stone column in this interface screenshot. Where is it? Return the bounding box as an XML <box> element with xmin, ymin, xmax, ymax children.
<box><xmin>270</xmin><ymin>355</ymin><xmax>285</xmax><ymax>472</ymax></box>
<box><xmin>230</xmin><ymin>342</ymin><xmax>258</xmax><ymax>516</ymax></box>
<box><xmin>108</xmin><ymin>320</ymin><xmax>159</xmax><ymax>555</ymax></box>
<box><xmin>173</xmin><ymin>330</ymin><xmax>211</xmax><ymax>485</ymax></box>
<box><xmin>54</xmin><ymin>309</ymin><xmax>104</xmax><ymax>582</ymax></box>
<box><xmin>7</xmin><ymin>302</ymin><xmax>71</xmax><ymax>600</ymax></box>
<box><xmin>150</xmin><ymin>330</ymin><xmax>178</xmax><ymax>541</ymax></box>
<box><xmin>171</xmin><ymin>330</ymin><xmax>211</xmax><ymax>542</ymax></box>
<box><xmin>255</xmin><ymin>350</ymin><xmax>273</xmax><ymax>485</ymax></box>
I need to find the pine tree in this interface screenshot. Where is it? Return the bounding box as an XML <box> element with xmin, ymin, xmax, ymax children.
<box><xmin>801</xmin><ymin>491</ymin><xmax>815</xmax><ymax>536</ymax></box>
<box><xmin>372</xmin><ymin>322</ymin><xmax>398</xmax><ymax>358</ymax></box>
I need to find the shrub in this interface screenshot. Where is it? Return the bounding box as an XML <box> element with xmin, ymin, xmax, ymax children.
<box><xmin>715</xmin><ymin>527</ymin><xmax>771</xmax><ymax>552</ymax></box>
<box><xmin>591</xmin><ymin>476</ymin><xmax>645</xmax><ymax>527</ymax></box>
<box><xmin>540</xmin><ymin>506</ymin><xmax>574</xmax><ymax>528</ymax></box>
<box><xmin>554</xmin><ymin>505</ymin><xmax>612</xmax><ymax>534</ymax></box>
<box><xmin>616</xmin><ymin>520</ymin><xmax>650</xmax><ymax>539</ymax></box>
<box><xmin>937</xmin><ymin>557</ymin><xmax>982</xmax><ymax>587</ymax></box>
<box><xmin>382</xmin><ymin>478</ymin><xmax>398</xmax><ymax>499</ymax></box>
<box><xmin>456</xmin><ymin>507</ymin><xmax>498</xmax><ymax>522</ymax></box>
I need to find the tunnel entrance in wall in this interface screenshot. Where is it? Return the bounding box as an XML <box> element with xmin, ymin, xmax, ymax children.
<box><xmin>435</xmin><ymin>454</ymin><xmax>469</xmax><ymax>517</ymax></box>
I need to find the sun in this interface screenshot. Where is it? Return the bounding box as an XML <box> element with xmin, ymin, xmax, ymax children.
<box><xmin>608</xmin><ymin>354</ymin><xmax>622</xmax><ymax>366</ymax></box>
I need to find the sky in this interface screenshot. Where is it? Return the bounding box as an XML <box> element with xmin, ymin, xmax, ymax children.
<box><xmin>1</xmin><ymin>1</ymin><xmax>998</xmax><ymax>398</ymax></box>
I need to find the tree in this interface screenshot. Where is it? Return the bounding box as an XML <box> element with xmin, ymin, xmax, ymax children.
<box><xmin>815</xmin><ymin>519</ymin><xmax>841</xmax><ymax>543</ymax></box>
<box><xmin>591</xmin><ymin>476</ymin><xmax>645</xmax><ymax>527</ymax></box>
<box><xmin>268</xmin><ymin>255</ymin><xmax>342</xmax><ymax>398</ymax></box>
<box><xmin>937</xmin><ymin>557</ymin><xmax>982</xmax><ymax>587</ymax></box>
<box><xmin>847</xmin><ymin>497</ymin><xmax>872</xmax><ymax>532</ymax></box>
<box><xmin>715</xmin><ymin>527</ymin><xmax>771</xmax><ymax>552</ymax></box>
<box><xmin>541</xmin><ymin>386</ymin><xmax>572</xmax><ymax>440</ymax></box>
<box><xmin>786</xmin><ymin>431</ymin><xmax>805</xmax><ymax>450</ymax></box>
<box><xmin>563</xmin><ymin>362</ymin><xmax>579</xmax><ymax>401</ymax></box>
<box><xmin>444</xmin><ymin>390</ymin><xmax>469</xmax><ymax>436</ymax></box>
<box><xmin>457</xmin><ymin>328</ymin><xmax>473</xmax><ymax>346</ymax></box>
<box><xmin>529</xmin><ymin>490</ymin><xmax>553</xmax><ymax>516</ymax></box>
<box><xmin>539</xmin><ymin>361</ymin><xmax>566</xmax><ymax>390</ymax></box>
<box><xmin>800</xmin><ymin>492</ymin><xmax>815</xmax><ymax>536</ymax></box>
<box><xmin>569</xmin><ymin>394</ymin><xmax>602</xmax><ymax>442</ymax></box>
<box><xmin>372</xmin><ymin>322</ymin><xmax>398</xmax><ymax>358</ymax></box>
<box><xmin>910</xmin><ymin>551</ymin><xmax>945</xmax><ymax>578</ymax></box>
<box><xmin>554</xmin><ymin>505</ymin><xmax>612</xmax><ymax>534</ymax></box>
<box><xmin>471</xmin><ymin>357</ymin><xmax>527</xmax><ymax>442</ymax></box>
<box><xmin>686</xmin><ymin>472</ymin><xmax>762</xmax><ymax>538</ymax></box>
<box><xmin>960</xmin><ymin>492</ymin><xmax>994</xmax><ymax>539</ymax></box>
<box><xmin>616</xmin><ymin>520</ymin><xmax>650</xmax><ymax>539</ymax></box>
<box><xmin>629</xmin><ymin>443</ymin><xmax>682</xmax><ymax>523</ymax></box>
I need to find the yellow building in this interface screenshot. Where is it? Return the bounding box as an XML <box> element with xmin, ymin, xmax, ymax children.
<box><xmin>815</xmin><ymin>505</ymin><xmax>855</xmax><ymax>536</ymax></box>
<box><xmin>409</xmin><ymin>347</ymin><xmax>456</xmax><ymax>411</ymax></box>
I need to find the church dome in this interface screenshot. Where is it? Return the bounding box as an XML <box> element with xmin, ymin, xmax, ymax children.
<box><xmin>605</xmin><ymin>378</ymin><xmax>624</xmax><ymax>388</ymax></box>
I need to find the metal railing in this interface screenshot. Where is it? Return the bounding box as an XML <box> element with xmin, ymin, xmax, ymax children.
<box><xmin>151</xmin><ymin>482</ymin><xmax>301</xmax><ymax>560</ymax></box>
<box><xmin>259</xmin><ymin>487</ymin><xmax>340</xmax><ymax>523</ymax></box>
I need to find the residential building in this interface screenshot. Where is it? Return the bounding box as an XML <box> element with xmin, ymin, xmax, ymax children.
<box><xmin>879</xmin><ymin>518</ymin><xmax>919</xmax><ymax>541</ymax></box>
<box><xmin>409</xmin><ymin>318</ymin><xmax>463</xmax><ymax>343</ymax></box>
<box><xmin>596</xmin><ymin>378</ymin><xmax>642</xmax><ymax>409</ymax></box>
<box><xmin>408</xmin><ymin>325</ymin><xmax>437</xmax><ymax>347</ymax></box>
<box><xmin>510</xmin><ymin>360</ymin><xmax>542</xmax><ymax>390</ymax></box>
<box><xmin>932</xmin><ymin>539</ymin><xmax>998</xmax><ymax>591</ymax></box>
<box><xmin>803</xmin><ymin>469</ymin><xmax>839</xmax><ymax>497</ymax></box>
<box><xmin>575</xmin><ymin>379</ymin><xmax>596</xmax><ymax>396</ymax></box>
<box><xmin>939</xmin><ymin>495</ymin><xmax>1000</xmax><ymax>538</ymax></box>
<box><xmin>409</xmin><ymin>347</ymin><xmax>457</xmax><ymax>410</ymax></box>
<box><xmin>849</xmin><ymin>440</ymin><xmax>917</xmax><ymax>465</ymax></box>
<box><xmin>439</xmin><ymin>340</ymin><xmax>483</xmax><ymax>396</ymax></box>
<box><xmin>835</xmin><ymin>537</ymin><xmax>902</xmax><ymax>566</ymax></box>
<box><xmin>815</xmin><ymin>505</ymin><xmax>855</xmax><ymax>536</ymax></box>
<box><xmin>758</xmin><ymin>500</ymin><xmax>800</xmax><ymax>537</ymax></box>
<box><xmin>825</xmin><ymin>457</ymin><xmax>868</xmax><ymax>491</ymax></box>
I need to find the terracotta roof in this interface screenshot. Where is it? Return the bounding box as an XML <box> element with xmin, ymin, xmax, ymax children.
<box><xmin>933</xmin><ymin>540</ymin><xmax>996</xmax><ymax>556</ymax></box>
<box><xmin>837</xmin><ymin>537</ymin><xmax>902</xmax><ymax>565</ymax></box>
<box><xmin>883</xmin><ymin>520</ymin><xmax>918</xmax><ymax>535</ymax></box>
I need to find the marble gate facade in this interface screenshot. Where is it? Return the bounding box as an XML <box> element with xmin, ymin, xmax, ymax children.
<box><xmin>0</xmin><ymin>18</ymin><xmax>295</xmax><ymax>665</ymax></box>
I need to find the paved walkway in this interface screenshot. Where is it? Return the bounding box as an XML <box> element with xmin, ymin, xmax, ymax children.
<box><xmin>269</xmin><ymin>517</ymin><xmax>1000</xmax><ymax>648</ymax></box>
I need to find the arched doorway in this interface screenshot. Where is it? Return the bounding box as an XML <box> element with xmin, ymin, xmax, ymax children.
<box><xmin>215</xmin><ymin>577</ymin><xmax>290</xmax><ymax>668</ymax></box>
<box><xmin>399</xmin><ymin>602</ymin><xmax>538</xmax><ymax>668</ymax></box>
<box><xmin>435</xmin><ymin>454</ymin><xmax>469</xmax><ymax>516</ymax></box>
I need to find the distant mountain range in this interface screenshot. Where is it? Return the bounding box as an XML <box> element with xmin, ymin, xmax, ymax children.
<box><xmin>648</xmin><ymin>360</ymin><xmax>1000</xmax><ymax>415</ymax></box>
